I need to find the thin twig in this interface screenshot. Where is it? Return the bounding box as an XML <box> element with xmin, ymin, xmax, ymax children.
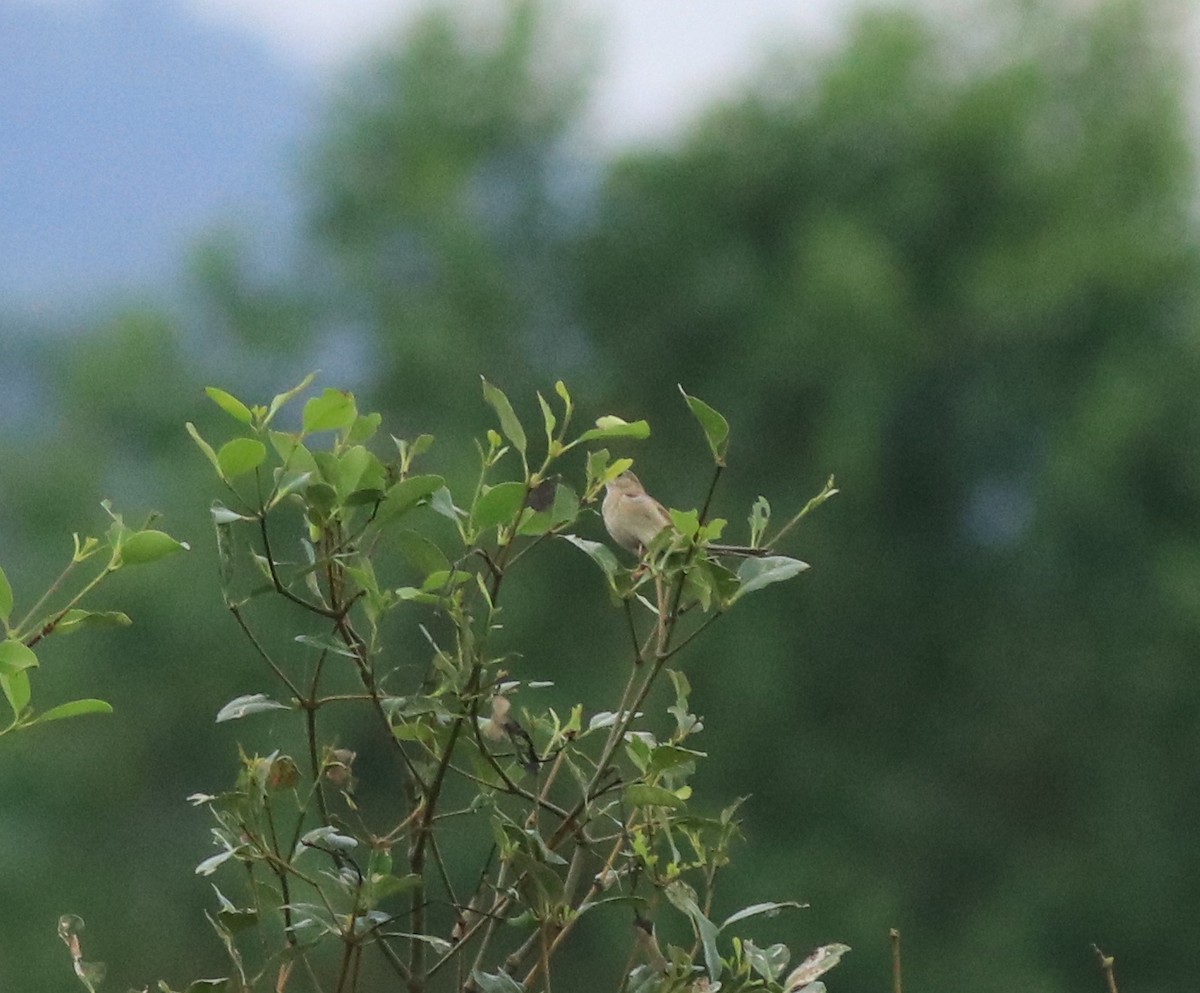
<box><xmin>890</xmin><ymin>928</ymin><xmax>902</xmax><ymax>993</ymax></box>
<box><xmin>1092</xmin><ymin>944</ymin><xmax>1119</xmax><ymax>993</ymax></box>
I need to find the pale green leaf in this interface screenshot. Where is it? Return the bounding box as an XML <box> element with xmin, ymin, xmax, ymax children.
<box><xmin>54</xmin><ymin>610</ymin><xmax>132</xmax><ymax>635</ymax></box>
<box><xmin>204</xmin><ymin>387</ymin><xmax>253</xmax><ymax>424</ymax></box>
<box><xmin>575</xmin><ymin>416</ymin><xmax>651</xmax><ymax>444</ymax></box>
<box><xmin>216</xmin><ymin>438</ymin><xmax>267</xmax><ymax>480</ymax></box>
<box><xmin>1</xmin><ymin>669</ymin><xmax>31</xmax><ymax>719</ymax></box>
<box><xmin>302</xmin><ymin>388</ymin><xmax>357</xmax><ymax>434</ymax></box>
<box><xmin>783</xmin><ymin>943</ymin><xmax>851</xmax><ymax>991</ymax></box>
<box><xmin>33</xmin><ymin>699</ymin><xmax>114</xmax><ymax>724</ymax></box>
<box><xmin>215</xmin><ymin>693</ymin><xmax>291</xmax><ymax>722</ymax></box>
<box><xmin>186</xmin><ymin>422</ymin><xmax>224</xmax><ymax>480</ymax></box>
<box><xmin>265</xmin><ymin>371</ymin><xmax>316</xmax><ymax>425</ymax></box>
<box><xmin>0</xmin><ymin>639</ymin><xmax>38</xmax><ymax>675</ymax></box>
<box><xmin>481</xmin><ymin>377</ymin><xmax>526</xmax><ymax>455</ymax></box>
<box><xmin>120</xmin><ymin>530</ymin><xmax>190</xmax><ymax>566</ymax></box>
<box><xmin>470</xmin><ymin>970</ymin><xmax>525</xmax><ymax>993</ymax></box>
<box><xmin>734</xmin><ymin>555</ymin><xmax>809</xmax><ymax>599</ymax></box>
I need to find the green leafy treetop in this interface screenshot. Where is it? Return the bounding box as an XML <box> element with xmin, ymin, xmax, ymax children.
<box><xmin>68</xmin><ymin>375</ymin><xmax>839</xmax><ymax>993</ymax></box>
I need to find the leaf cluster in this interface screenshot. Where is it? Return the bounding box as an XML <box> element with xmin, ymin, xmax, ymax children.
<box><xmin>114</xmin><ymin>376</ymin><xmax>843</xmax><ymax>993</ymax></box>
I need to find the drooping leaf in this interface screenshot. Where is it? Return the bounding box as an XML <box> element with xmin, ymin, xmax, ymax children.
<box><xmin>560</xmin><ymin>534</ymin><xmax>620</xmax><ymax>584</ymax></box>
<box><xmin>54</xmin><ymin>610</ymin><xmax>132</xmax><ymax>635</ymax></box>
<box><xmin>481</xmin><ymin>378</ymin><xmax>527</xmax><ymax>455</ymax></box>
<box><xmin>0</xmin><ymin>639</ymin><xmax>38</xmax><ymax>675</ymax></box>
<box><xmin>215</xmin><ymin>693</ymin><xmax>291</xmax><ymax>723</ymax></box>
<box><xmin>665</xmin><ymin>880</ymin><xmax>722</xmax><ymax>981</ymax></box>
<box><xmin>679</xmin><ymin>386</ymin><xmax>730</xmax><ymax>465</ymax></box>
<box><xmin>195</xmin><ymin>848</ymin><xmax>239</xmax><ymax>877</ymax></box>
<box><xmin>1</xmin><ymin>669</ymin><xmax>31</xmax><ymax>720</ymax></box>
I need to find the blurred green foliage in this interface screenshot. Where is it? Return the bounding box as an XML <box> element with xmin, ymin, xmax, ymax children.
<box><xmin>2</xmin><ymin>0</ymin><xmax>1199</xmax><ymax>990</ymax></box>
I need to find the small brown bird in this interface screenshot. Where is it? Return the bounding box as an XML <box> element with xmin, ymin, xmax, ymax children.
<box><xmin>601</xmin><ymin>470</ymin><xmax>769</xmax><ymax>557</ymax></box>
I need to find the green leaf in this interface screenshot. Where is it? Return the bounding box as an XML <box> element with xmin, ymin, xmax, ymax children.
<box><xmin>210</xmin><ymin>502</ymin><xmax>253</xmax><ymax>525</ymax></box>
<box><xmin>518</xmin><ymin>483</ymin><xmax>580</xmax><ymax>536</ymax></box>
<box><xmin>428</xmin><ymin>487</ymin><xmax>465</xmax><ymax>525</ymax></box>
<box><xmin>783</xmin><ymin>943</ymin><xmax>851</xmax><ymax>991</ymax></box>
<box><xmin>481</xmin><ymin>377</ymin><xmax>526</xmax><ymax>455</ymax></box>
<box><xmin>0</xmin><ymin>563</ymin><xmax>12</xmax><ymax>625</ymax></box>
<box><xmin>624</xmin><ymin>783</ymin><xmax>686</xmax><ymax>809</ymax></box>
<box><xmin>1</xmin><ymin>670</ymin><xmax>31</xmax><ymax>720</ymax></box>
<box><xmin>560</xmin><ymin>534</ymin><xmax>620</xmax><ymax>585</ymax></box>
<box><xmin>204</xmin><ymin>386</ymin><xmax>253</xmax><ymax>424</ymax></box>
<box><xmin>734</xmin><ymin>555</ymin><xmax>810</xmax><ymax>599</ymax></box>
<box><xmin>268</xmin><ymin>431</ymin><xmax>319</xmax><ymax>474</ymax></box>
<box><xmin>537</xmin><ymin>391</ymin><xmax>556</xmax><ymax>450</ymax></box>
<box><xmin>665</xmin><ymin>880</ymin><xmax>722</xmax><ymax>981</ymax></box>
<box><xmin>33</xmin><ymin>699</ymin><xmax>114</xmax><ymax>724</ymax></box>
<box><xmin>186</xmin><ymin>422</ymin><xmax>224</xmax><ymax>480</ymax></box>
<box><xmin>391</xmin><ymin>529</ymin><xmax>451</xmax><ymax>578</ymax></box>
<box><xmin>302</xmin><ymin>388</ymin><xmax>357</xmax><ymax>434</ymax></box>
<box><xmin>575</xmin><ymin>416</ymin><xmax>651</xmax><ymax>444</ymax></box>
<box><xmin>347</xmin><ymin>411</ymin><xmax>382</xmax><ymax>444</ymax></box>
<box><xmin>216</xmin><ymin>438</ymin><xmax>267</xmax><ymax>480</ymax></box>
<box><xmin>679</xmin><ymin>386</ymin><xmax>730</xmax><ymax>465</ymax></box>
<box><xmin>721</xmin><ymin>901</ymin><xmax>807</xmax><ymax>930</ymax></box>
<box><xmin>470</xmin><ymin>970</ymin><xmax>525</xmax><ymax>993</ymax></box>
<box><xmin>120</xmin><ymin>530</ymin><xmax>190</xmax><ymax>566</ymax></box>
<box><xmin>215</xmin><ymin>693</ymin><xmax>291</xmax><ymax>722</ymax></box>
<box><xmin>265</xmin><ymin>371</ymin><xmax>316</xmax><ymax>425</ymax></box>
<box><xmin>669</xmin><ymin>508</ymin><xmax>701</xmax><ymax>540</ymax></box>
<box><xmin>376</xmin><ymin>475</ymin><xmax>445</xmax><ymax>524</ymax></box>
<box><xmin>743</xmin><ymin>940</ymin><xmax>791</xmax><ymax>983</ymax></box>
<box><xmin>0</xmin><ymin>639</ymin><xmax>38</xmax><ymax>675</ymax></box>
<box><xmin>473</xmin><ymin>481</ymin><xmax>527</xmax><ymax>531</ymax></box>
<box><xmin>54</xmin><ymin>609</ymin><xmax>133</xmax><ymax>635</ymax></box>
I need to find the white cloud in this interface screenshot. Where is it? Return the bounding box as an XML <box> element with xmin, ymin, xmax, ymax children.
<box><xmin>176</xmin><ymin>0</ymin><xmax>855</xmax><ymax>144</ymax></box>
<box><xmin>179</xmin><ymin>0</ymin><xmax>422</xmax><ymax>67</ymax></box>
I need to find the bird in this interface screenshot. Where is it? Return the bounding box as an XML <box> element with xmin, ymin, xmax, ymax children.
<box><xmin>601</xmin><ymin>470</ymin><xmax>769</xmax><ymax>558</ymax></box>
